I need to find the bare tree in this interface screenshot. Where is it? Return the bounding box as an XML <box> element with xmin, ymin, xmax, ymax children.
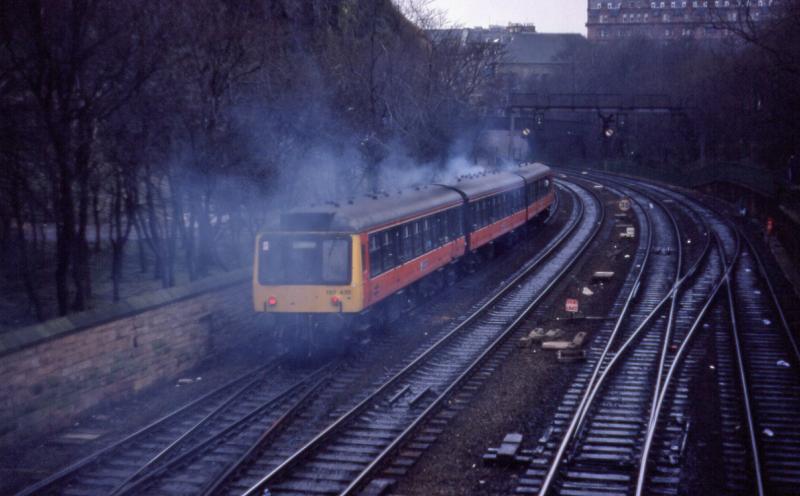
<box><xmin>1</xmin><ymin>0</ymin><xmax>162</xmax><ymax>314</ymax></box>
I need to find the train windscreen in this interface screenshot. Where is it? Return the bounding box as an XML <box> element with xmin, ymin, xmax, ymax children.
<box><xmin>259</xmin><ymin>234</ymin><xmax>351</xmax><ymax>285</ymax></box>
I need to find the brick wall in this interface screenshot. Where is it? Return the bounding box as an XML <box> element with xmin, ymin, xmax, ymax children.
<box><xmin>0</xmin><ymin>270</ymin><xmax>260</xmax><ymax>447</ymax></box>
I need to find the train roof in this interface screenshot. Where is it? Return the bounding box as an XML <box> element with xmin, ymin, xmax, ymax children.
<box><xmin>443</xmin><ymin>170</ymin><xmax>525</xmax><ymax>201</ymax></box>
<box><xmin>278</xmin><ymin>184</ymin><xmax>463</xmax><ymax>233</ymax></box>
<box><xmin>274</xmin><ymin>163</ymin><xmax>552</xmax><ymax>234</ymax></box>
<box><xmin>512</xmin><ymin>162</ymin><xmax>551</xmax><ymax>182</ymax></box>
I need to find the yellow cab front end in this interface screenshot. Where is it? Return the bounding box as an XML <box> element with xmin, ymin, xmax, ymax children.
<box><xmin>253</xmin><ymin>232</ymin><xmax>364</xmax><ymax>314</ymax></box>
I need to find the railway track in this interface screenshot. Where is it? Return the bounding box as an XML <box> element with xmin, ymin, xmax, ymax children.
<box><xmin>14</xmin><ymin>356</ymin><xmax>312</xmax><ymax>496</ymax></box>
<box><xmin>112</xmin><ymin>185</ymin><xmax>580</xmax><ymax>496</ymax></box>
<box><xmin>719</xmin><ymin>234</ymin><xmax>800</xmax><ymax>495</ymax></box>
<box><xmin>518</xmin><ymin>172</ymin><xmax>799</xmax><ymax>495</ymax></box>
<box><xmin>15</xmin><ymin>184</ymin><xmax>576</xmax><ymax>496</ymax></box>
<box><xmin>230</xmin><ymin>180</ymin><xmax>602</xmax><ymax>496</ymax></box>
<box><xmin>602</xmin><ymin>176</ymin><xmax>800</xmax><ymax>494</ymax></box>
<box><xmin>515</xmin><ymin>176</ymin><xmax>727</xmax><ymax>495</ymax></box>
<box><xmin>23</xmin><ymin>171</ymin><xmax>796</xmax><ymax>496</ymax></box>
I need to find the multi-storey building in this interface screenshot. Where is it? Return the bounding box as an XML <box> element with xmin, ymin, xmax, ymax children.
<box><xmin>587</xmin><ymin>1</ymin><xmax>776</xmax><ymax>41</ymax></box>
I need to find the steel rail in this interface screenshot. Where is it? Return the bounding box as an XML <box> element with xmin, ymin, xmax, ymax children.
<box><xmin>635</xmin><ymin>230</ymin><xmax>742</xmax><ymax>496</ymax></box>
<box><xmin>13</xmin><ymin>358</ymin><xmax>285</xmax><ymax>496</ymax></box>
<box><xmin>725</xmin><ymin>231</ymin><xmax>769</xmax><ymax>495</ymax></box>
<box><xmin>339</xmin><ymin>182</ymin><xmax>605</xmax><ymax>496</ymax></box>
<box><xmin>241</xmin><ymin>180</ymin><xmax>598</xmax><ymax>496</ymax></box>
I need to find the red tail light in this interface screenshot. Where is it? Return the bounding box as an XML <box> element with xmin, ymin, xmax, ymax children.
<box><xmin>330</xmin><ymin>295</ymin><xmax>341</xmax><ymax>305</ymax></box>
<box><xmin>268</xmin><ymin>296</ymin><xmax>277</xmax><ymax>306</ymax></box>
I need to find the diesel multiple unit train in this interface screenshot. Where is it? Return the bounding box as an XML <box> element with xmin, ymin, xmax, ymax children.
<box><xmin>253</xmin><ymin>162</ymin><xmax>554</xmax><ymax>335</ymax></box>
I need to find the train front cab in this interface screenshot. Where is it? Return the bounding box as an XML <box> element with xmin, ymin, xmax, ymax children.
<box><xmin>253</xmin><ymin>232</ymin><xmax>366</xmax><ymax>326</ymax></box>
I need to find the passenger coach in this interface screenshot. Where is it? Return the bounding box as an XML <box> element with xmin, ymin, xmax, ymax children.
<box><xmin>253</xmin><ymin>162</ymin><xmax>554</xmax><ymax>333</ymax></box>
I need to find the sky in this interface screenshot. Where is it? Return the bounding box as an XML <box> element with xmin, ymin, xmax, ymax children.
<box><xmin>427</xmin><ymin>0</ymin><xmax>587</xmax><ymax>34</ymax></box>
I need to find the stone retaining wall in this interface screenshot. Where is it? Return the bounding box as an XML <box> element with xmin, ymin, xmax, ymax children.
<box><xmin>0</xmin><ymin>269</ymin><xmax>256</xmax><ymax>447</ymax></box>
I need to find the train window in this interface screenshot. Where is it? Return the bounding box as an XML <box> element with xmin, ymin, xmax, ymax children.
<box><xmin>432</xmin><ymin>214</ymin><xmax>442</xmax><ymax>246</ymax></box>
<box><xmin>321</xmin><ymin>239</ymin><xmax>349</xmax><ymax>283</ymax></box>
<box><xmin>260</xmin><ymin>234</ymin><xmax>351</xmax><ymax>285</ymax></box>
<box><xmin>413</xmin><ymin>221</ymin><xmax>423</xmax><ymax>257</ymax></box>
<box><xmin>423</xmin><ymin>218</ymin><xmax>433</xmax><ymax>251</ymax></box>
<box><xmin>441</xmin><ymin>212</ymin><xmax>450</xmax><ymax>242</ymax></box>
<box><xmin>382</xmin><ymin>230</ymin><xmax>396</xmax><ymax>272</ymax></box>
<box><xmin>498</xmin><ymin>195</ymin><xmax>504</xmax><ymax>219</ymax></box>
<box><xmin>469</xmin><ymin>203</ymin><xmax>478</xmax><ymax>230</ymax></box>
<box><xmin>369</xmin><ymin>234</ymin><xmax>382</xmax><ymax>276</ymax></box>
<box><xmin>450</xmin><ymin>208</ymin><xmax>462</xmax><ymax>237</ymax></box>
<box><xmin>400</xmin><ymin>224</ymin><xmax>412</xmax><ymax>263</ymax></box>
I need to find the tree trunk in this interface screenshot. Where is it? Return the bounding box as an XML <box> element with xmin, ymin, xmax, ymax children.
<box><xmin>133</xmin><ymin>220</ymin><xmax>148</xmax><ymax>273</ymax></box>
<box><xmin>0</xmin><ymin>208</ymin><xmax>11</xmax><ymax>258</ymax></box>
<box><xmin>93</xmin><ymin>185</ymin><xmax>102</xmax><ymax>252</ymax></box>
<box><xmin>55</xmin><ymin>159</ymin><xmax>74</xmax><ymax>316</ymax></box>
<box><xmin>196</xmin><ymin>192</ymin><xmax>215</xmax><ymax>277</ymax></box>
<box><xmin>11</xmin><ymin>175</ymin><xmax>44</xmax><ymax>321</ymax></box>
<box><xmin>109</xmin><ymin>168</ymin><xmax>134</xmax><ymax>302</ymax></box>
<box><xmin>71</xmin><ymin>139</ymin><xmax>92</xmax><ymax>310</ymax></box>
<box><xmin>174</xmin><ymin>180</ymin><xmax>196</xmax><ymax>282</ymax></box>
<box><xmin>142</xmin><ymin>173</ymin><xmax>165</xmax><ymax>282</ymax></box>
